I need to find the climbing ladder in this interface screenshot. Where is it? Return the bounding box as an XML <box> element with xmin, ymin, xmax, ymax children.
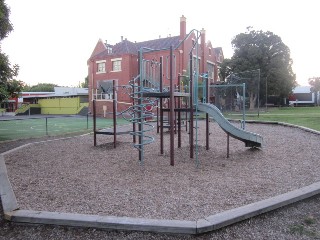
<box><xmin>128</xmin><ymin>48</ymin><xmax>163</xmax><ymax>164</ymax></box>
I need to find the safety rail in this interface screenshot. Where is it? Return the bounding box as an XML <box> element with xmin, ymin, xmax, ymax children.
<box><xmin>92</xmin><ymin>89</ymin><xmax>113</xmax><ymax>101</ymax></box>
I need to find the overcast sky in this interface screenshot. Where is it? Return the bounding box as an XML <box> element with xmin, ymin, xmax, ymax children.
<box><xmin>2</xmin><ymin>0</ymin><xmax>319</xmax><ymax>87</ymax></box>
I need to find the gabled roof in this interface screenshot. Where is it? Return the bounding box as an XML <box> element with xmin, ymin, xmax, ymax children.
<box><xmin>213</xmin><ymin>47</ymin><xmax>224</xmax><ymax>63</ymax></box>
<box><xmin>136</xmin><ymin>36</ymin><xmax>180</xmax><ymax>51</ymax></box>
<box><xmin>112</xmin><ymin>40</ymin><xmax>138</xmax><ymax>54</ymax></box>
<box><xmin>213</xmin><ymin>47</ymin><xmax>223</xmax><ymax>54</ymax></box>
<box><xmin>90</xmin><ymin>39</ymin><xmax>107</xmax><ymax>58</ymax></box>
<box><xmin>93</xmin><ymin>36</ymin><xmax>180</xmax><ymax>59</ymax></box>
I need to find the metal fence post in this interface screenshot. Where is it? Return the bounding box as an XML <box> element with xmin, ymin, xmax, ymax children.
<box><xmin>46</xmin><ymin>117</ymin><xmax>48</xmax><ymax>135</ymax></box>
<box><xmin>87</xmin><ymin>113</ymin><xmax>89</xmax><ymax>129</ymax></box>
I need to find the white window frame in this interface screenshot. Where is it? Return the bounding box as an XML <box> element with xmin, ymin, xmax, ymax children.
<box><xmin>111</xmin><ymin>58</ymin><xmax>122</xmax><ymax>72</ymax></box>
<box><xmin>217</xmin><ymin>51</ymin><xmax>223</xmax><ymax>63</ymax></box>
<box><xmin>96</xmin><ymin>60</ymin><xmax>106</xmax><ymax>74</ymax></box>
<box><xmin>192</xmin><ymin>55</ymin><xmax>201</xmax><ymax>73</ymax></box>
<box><xmin>206</xmin><ymin>61</ymin><xmax>215</xmax><ymax>81</ymax></box>
<box><xmin>92</xmin><ymin>79</ymin><xmax>117</xmax><ymax>101</ymax></box>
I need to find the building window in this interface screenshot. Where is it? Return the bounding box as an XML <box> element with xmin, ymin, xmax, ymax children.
<box><xmin>217</xmin><ymin>51</ymin><xmax>223</xmax><ymax>63</ymax></box>
<box><xmin>96</xmin><ymin>60</ymin><xmax>106</xmax><ymax>73</ymax></box>
<box><xmin>97</xmin><ymin>63</ymin><xmax>105</xmax><ymax>72</ymax></box>
<box><xmin>107</xmin><ymin>46</ymin><xmax>112</xmax><ymax>54</ymax></box>
<box><xmin>209</xmin><ymin>48</ymin><xmax>212</xmax><ymax>56</ymax></box>
<box><xmin>207</xmin><ymin>61</ymin><xmax>215</xmax><ymax>81</ymax></box>
<box><xmin>92</xmin><ymin>79</ymin><xmax>116</xmax><ymax>101</ymax></box>
<box><xmin>192</xmin><ymin>56</ymin><xmax>200</xmax><ymax>73</ymax></box>
<box><xmin>112</xmin><ymin>60</ymin><xmax>121</xmax><ymax>71</ymax></box>
<box><xmin>111</xmin><ymin>58</ymin><xmax>122</xmax><ymax>72</ymax></box>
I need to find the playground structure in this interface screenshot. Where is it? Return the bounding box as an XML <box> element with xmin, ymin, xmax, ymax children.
<box><xmin>93</xmin><ymin>79</ymin><xmax>135</xmax><ymax>148</ymax></box>
<box><xmin>93</xmin><ymin>29</ymin><xmax>263</xmax><ymax>166</ymax></box>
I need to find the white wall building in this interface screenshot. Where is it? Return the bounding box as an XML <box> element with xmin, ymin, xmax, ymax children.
<box><xmin>289</xmin><ymin>86</ymin><xmax>320</xmax><ymax>105</ymax></box>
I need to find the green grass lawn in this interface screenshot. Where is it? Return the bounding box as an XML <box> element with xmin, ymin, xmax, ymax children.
<box><xmin>1</xmin><ymin>107</ymin><xmax>319</xmax><ymax>141</ymax></box>
<box><xmin>224</xmin><ymin>106</ymin><xmax>320</xmax><ymax>131</ymax></box>
<box><xmin>0</xmin><ymin>116</ymin><xmax>129</xmax><ymax>141</ymax></box>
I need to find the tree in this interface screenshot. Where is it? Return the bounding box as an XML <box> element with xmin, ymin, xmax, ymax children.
<box><xmin>308</xmin><ymin>77</ymin><xmax>320</xmax><ymax>106</ymax></box>
<box><xmin>23</xmin><ymin>83</ymin><xmax>57</xmax><ymax>92</ymax></box>
<box><xmin>0</xmin><ymin>0</ymin><xmax>22</xmax><ymax>102</ymax></box>
<box><xmin>0</xmin><ymin>0</ymin><xmax>13</xmax><ymax>40</ymax></box>
<box><xmin>219</xmin><ymin>58</ymin><xmax>232</xmax><ymax>81</ymax></box>
<box><xmin>222</xmin><ymin>27</ymin><xmax>296</xmax><ymax>109</ymax></box>
<box><xmin>80</xmin><ymin>76</ymin><xmax>88</xmax><ymax>88</ymax></box>
<box><xmin>6</xmin><ymin>79</ymin><xmax>24</xmax><ymax>97</ymax></box>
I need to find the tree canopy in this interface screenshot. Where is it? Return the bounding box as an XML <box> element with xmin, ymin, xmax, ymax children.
<box><xmin>0</xmin><ymin>0</ymin><xmax>22</xmax><ymax>102</ymax></box>
<box><xmin>308</xmin><ymin>77</ymin><xmax>320</xmax><ymax>93</ymax></box>
<box><xmin>23</xmin><ymin>83</ymin><xmax>58</xmax><ymax>92</ymax></box>
<box><xmin>308</xmin><ymin>77</ymin><xmax>320</xmax><ymax>105</ymax></box>
<box><xmin>220</xmin><ymin>27</ymin><xmax>296</xmax><ymax>108</ymax></box>
<box><xmin>0</xmin><ymin>0</ymin><xmax>13</xmax><ymax>40</ymax></box>
<box><xmin>80</xmin><ymin>76</ymin><xmax>88</xmax><ymax>88</ymax></box>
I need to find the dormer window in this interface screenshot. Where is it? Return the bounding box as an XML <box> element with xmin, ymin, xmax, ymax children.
<box><xmin>107</xmin><ymin>46</ymin><xmax>112</xmax><ymax>54</ymax></box>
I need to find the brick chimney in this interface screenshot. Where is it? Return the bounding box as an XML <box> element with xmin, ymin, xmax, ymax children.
<box><xmin>179</xmin><ymin>15</ymin><xmax>187</xmax><ymax>74</ymax></box>
<box><xmin>180</xmin><ymin>15</ymin><xmax>186</xmax><ymax>41</ymax></box>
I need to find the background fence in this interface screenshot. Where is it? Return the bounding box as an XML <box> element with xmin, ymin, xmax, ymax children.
<box><xmin>0</xmin><ymin>115</ymin><xmax>128</xmax><ymax>141</ymax></box>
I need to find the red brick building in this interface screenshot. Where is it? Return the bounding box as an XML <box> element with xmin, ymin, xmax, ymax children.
<box><xmin>87</xmin><ymin>15</ymin><xmax>223</xmax><ymax>116</ymax></box>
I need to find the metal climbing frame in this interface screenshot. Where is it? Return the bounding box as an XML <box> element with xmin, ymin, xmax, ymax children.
<box><xmin>129</xmin><ymin>48</ymin><xmax>162</xmax><ymax>165</ymax></box>
<box><xmin>129</xmin><ymin>29</ymin><xmax>206</xmax><ymax>166</ymax></box>
<box><xmin>92</xmin><ymin>79</ymin><xmax>135</xmax><ymax>148</ymax></box>
<box><xmin>185</xmin><ymin>30</ymin><xmax>202</xmax><ymax>166</ymax></box>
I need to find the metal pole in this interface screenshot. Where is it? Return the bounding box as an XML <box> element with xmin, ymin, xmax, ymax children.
<box><xmin>169</xmin><ymin>46</ymin><xmax>175</xmax><ymax>166</ymax></box>
<box><xmin>185</xmin><ymin>98</ymin><xmax>188</xmax><ymax>132</ymax></box>
<box><xmin>265</xmin><ymin>76</ymin><xmax>268</xmax><ymax>111</ymax></box>
<box><xmin>176</xmin><ymin>102</ymin><xmax>178</xmax><ymax>134</ymax></box>
<box><xmin>113</xmin><ymin>79</ymin><xmax>116</xmax><ymax>148</ymax></box>
<box><xmin>178</xmin><ymin>75</ymin><xmax>181</xmax><ymax>148</ymax></box>
<box><xmin>242</xmin><ymin>83</ymin><xmax>246</xmax><ymax>129</ymax></box>
<box><xmin>132</xmin><ymin>78</ymin><xmax>136</xmax><ymax>144</ymax></box>
<box><xmin>205</xmin><ymin>73</ymin><xmax>209</xmax><ymax>150</ymax></box>
<box><xmin>257</xmin><ymin>69</ymin><xmax>260</xmax><ymax>117</ymax></box>
<box><xmin>45</xmin><ymin>117</ymin><xmax>48</xmax><ymax>135</ymax></box>
<box><xmin>156</xmin><ymin>104</ymin><xmax>159</xmax><ymax>134</ymax></box>
<box><xmin>194</xmin><ymin>33</ymin><xmax>200</xmax><ymax>167</ymax></box>
<box><xmin>160</xmin><ymin>57</ymin><xmax>164</xmax><ymax>155</ymax></box>
<box><xmin>138</xmin><ymin>50</ymin><xmax>143</xmax><ymax>163</ymax></box>
<box><xmin>189</xmin><ymin>53</ymin><xmax>194</xmax><ymax>159</ymax></box>
<box><xmin>87</xmin><ymin>112</ymin><xmax>89</xmax><ymax>129</ymax></box>
<box><xmin>93</xmin><ymin>100</ymin><xmax>97</xmax><ymax>146</ymax></box>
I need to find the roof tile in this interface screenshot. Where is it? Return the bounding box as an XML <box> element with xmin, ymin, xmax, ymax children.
<box><xmin>94</xmin><ymin>36</ymin><xmax>180</xmax><ymax>58</ymax></box>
